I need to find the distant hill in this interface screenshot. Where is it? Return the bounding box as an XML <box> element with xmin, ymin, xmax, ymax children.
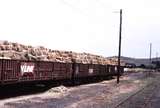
<box><xmin>107</xmin><ymin>56</ymin><xmax>160</xmax><ymax>67</ymax></box>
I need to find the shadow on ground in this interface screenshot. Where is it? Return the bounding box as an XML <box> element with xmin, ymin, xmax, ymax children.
<box><xmin>0</xmin><ymin>76</ymin><xmax>114</xmax><ymax>100</ymax></box>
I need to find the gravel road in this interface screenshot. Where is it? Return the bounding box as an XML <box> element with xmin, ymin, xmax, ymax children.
<box><xmin>0</xmin><ymin>72</ymin><xmax>158</xmax><ymax>108</ymax></box>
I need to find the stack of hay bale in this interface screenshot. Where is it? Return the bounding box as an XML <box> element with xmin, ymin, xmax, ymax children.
<box><xmin>0</xmin><ymin>40</ymin><xmax>124</xmax><ymax>65</ymax></box>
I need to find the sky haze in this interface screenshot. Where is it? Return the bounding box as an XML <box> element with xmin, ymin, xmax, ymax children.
<box><xmin>0</xmin><ymin>0</ymin><xmax>160</xmax><ymax>58</ymax></box>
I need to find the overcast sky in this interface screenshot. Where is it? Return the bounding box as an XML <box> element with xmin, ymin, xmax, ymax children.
<box><xmin>0</xmin><ymin>0</ymin><xmax>160</xmax><ymax>58</ymax></box>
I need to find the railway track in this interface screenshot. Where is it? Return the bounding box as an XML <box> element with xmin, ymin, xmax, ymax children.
<box><xmin>114</xmin><ymin>77</ymin><xmax>160</xmax><ymax>108</ymax></box>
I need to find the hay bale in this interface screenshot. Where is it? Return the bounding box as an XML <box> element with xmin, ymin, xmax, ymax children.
<box><xmin>0</xmin><ymin>40</ymin><xmax>120</xmax><ymax>65</ymax></box>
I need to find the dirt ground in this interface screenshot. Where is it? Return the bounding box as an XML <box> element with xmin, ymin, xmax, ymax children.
<box><xmin>0</xmin><ymin>71</ymin><xmax>159</xmax><ymax>108</ymax></box>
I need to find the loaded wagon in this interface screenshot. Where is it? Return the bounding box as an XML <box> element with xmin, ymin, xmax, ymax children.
<box><xmin>0</xmin><ymin>59</ymin><xmax>72</xmax><ymax>85</ymax></box>
<box><xmin>0</xmin><ymin>59</ymin><xmax>124</xmax><ymax>86</ymax></box>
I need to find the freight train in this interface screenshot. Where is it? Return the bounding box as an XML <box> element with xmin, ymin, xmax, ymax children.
<box><xmin>0</xmin><ymin>59</ymin><xmax>124</xmax><ymax>85</ymax></box>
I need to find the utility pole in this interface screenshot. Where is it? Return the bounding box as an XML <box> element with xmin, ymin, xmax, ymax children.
<box><xmin>150</xmin><ymin>43</ymin><xmax>152</xmax><ymax>63</ymax></box>
<box><xmin>117</xmin><ymin>9</ymin><xmax>122</xmax><ymax>84</ymax></box>
<box><xmin>149</xmin><ymin>43</ymin><xmax>152</xmax><ymax>76</ymax></box>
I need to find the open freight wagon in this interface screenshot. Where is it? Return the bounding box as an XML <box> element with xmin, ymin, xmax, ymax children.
<box><xmin>0</xmin><ymin>59</ymin><xmax>124</xmax><ymax>85</ymax></box>
<box><xmin>0</xmin><ymin>59</ymin><xmax>72</xmax><ymax>85</ymax></box>
<box><xmin>72</xmin><ymin>63</ymin><xmax>122</xmax><ymax>78</ymax></box>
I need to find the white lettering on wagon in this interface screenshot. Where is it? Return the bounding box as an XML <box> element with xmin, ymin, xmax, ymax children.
<box><xmin>21</xmin><ymin>63</ymin><xmax>35</xmax><ymax>76</ymax></box>
<box><xmin>89</xmin><ymin>68</ymin><xmax>93</xmax><ymax>74</ymax></box>
<box><xmin>75</xmin><ymin>66</ymin><xmax>79</xmax><ymax>75</ymax></box>
<box><xmin>21</xmin><ymin>65</ymin><xmax>34</xmax><ymax>72</ymax></box>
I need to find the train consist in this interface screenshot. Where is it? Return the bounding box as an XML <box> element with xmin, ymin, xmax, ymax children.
<box><xmin>0</xmin><ymin>59</ymin><xmax>124</xmax><ymax>85</ymax></box>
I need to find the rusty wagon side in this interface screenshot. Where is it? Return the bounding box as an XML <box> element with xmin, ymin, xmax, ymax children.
<box><xmin>72</xmin><ymin>63</ymin><xmax>121</xmax><ymax>79</ymax></box>
<box><xmin>0</xmin><ymin>59</ymin><xmax>124</xmax><ymax>85</ymax></box>
<box><xmin>0</xmin><ymin>59</ymin><xmax>72</xmax><ymax>85</ymax></box>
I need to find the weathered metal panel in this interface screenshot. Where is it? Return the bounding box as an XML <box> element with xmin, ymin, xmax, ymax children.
<box><xmin>93</xmin><ymin>64</ymin><xmax>100</xmax><ymax>75</ymax></box>
<box><xmin>53</xmin><ymin>62</ymin><xmax>62</xmax><ymax>79</ymax></box>
<box><xmin>2</xmin><ymin>60</ymin><xmax>20</xmax><ymax>82</ymax></box>
<box><xmin>87</xmin><ymin>64</ymin><xmax>99</xmax><ymax>76</ymax></box>
<box><xmin>99</xmin><ymin>65</ymin><xmax>106</xmax><ymax>75</ymax></box>
<box><xmin>108</xmin><ymin>65</ymin><xmax>116</xmax><ymax>75</ymax></box>
<box><xmin>36</xmin><ymin>61</ymin><xmax>53</xmax><ymax>80</ymax></box>
<box><xmin>53</xmin><ymin>62</ymin><xmax>72</xmax><ymax>80</ymax></box>
<box><xmin>66</xmin><ymin>63</ymin><xmax>72</xmax><ymax>79</ymax></box>
<box><xmin>0</xmin><ymin>59</ymin><xmax>2</xmax><ymax>83</ymax></box>
<box><xmin>73</xmin><ymin>63</ymin><xmax>91</xmax><ymax>78</ymax></box>
<box><xmin>79</xmin><ymin>64</ymin><xmax>89</xmax><ymax>77</ymax></box>
<box><xmin>79</xmin><ymin>64</ymin><xmax>88</xmax><ymax>73</ymax></box>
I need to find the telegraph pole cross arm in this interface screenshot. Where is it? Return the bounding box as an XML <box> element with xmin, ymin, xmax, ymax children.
<box><xmin>117</xmin><ymin>9</ymin><xmax>122</xmax><ymax>84</ymax></box>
